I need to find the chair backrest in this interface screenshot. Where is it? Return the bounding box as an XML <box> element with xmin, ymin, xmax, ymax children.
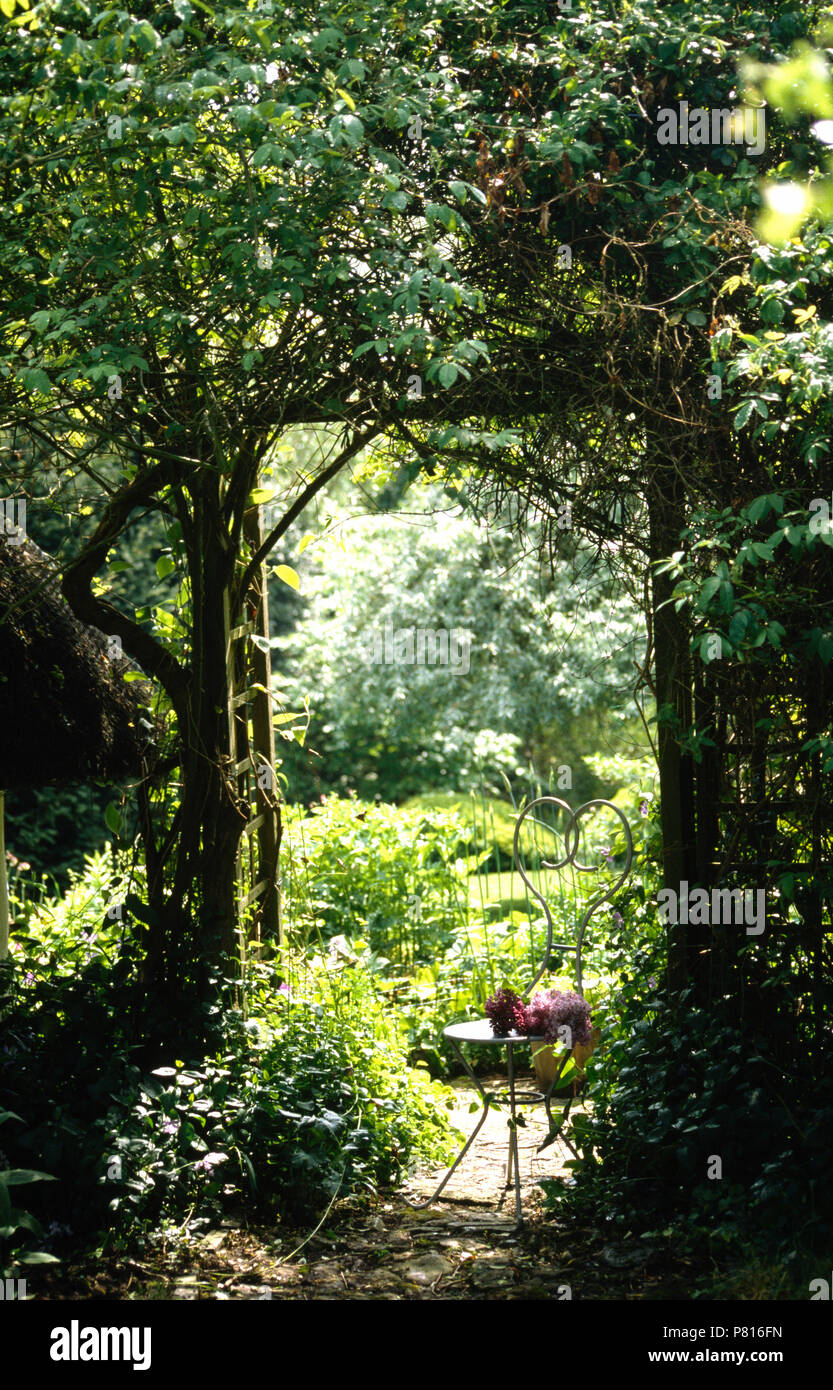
<box><xmin>512</xmin><ymin>796</ymin><xmax>634</xmax><ymax>997</ymax></box>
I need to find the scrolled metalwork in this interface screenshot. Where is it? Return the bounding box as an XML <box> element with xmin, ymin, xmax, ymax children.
<box><xmin>407</xmin><ymin>795</ymin><xmax>634</xmax><ymax>1225</ymax></box>
<box><xmin>512</xmin><ymin>796</ymin><xmax>634</xmax><ymax>995</ymax></box>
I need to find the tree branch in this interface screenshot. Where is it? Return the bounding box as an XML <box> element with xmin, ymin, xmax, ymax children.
<box><xmin>61</xmin><ymin>462</ymin><xmax>191</xmax><ymax>722</ymax></box>
<box><xmin>236</xmin><ymin>419</ymin><xmax>382</xmax><ymax>599</ymax></box>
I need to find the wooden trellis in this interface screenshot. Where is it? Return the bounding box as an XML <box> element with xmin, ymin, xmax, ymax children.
<box><xmin>224</xmin><ymin>506</ymin><xmax>282</xmax><ymax>948</ymax></box>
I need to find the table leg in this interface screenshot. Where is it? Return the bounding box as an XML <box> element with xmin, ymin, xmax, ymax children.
<box><xmin>506</xmin><ymin>1042</ymin><xmax>523</xmax><ymax>1225</ymax></box>
<box><xmin>404</xmin><ymin>1035</ymin><xmax>491</xmax><ymax>1210</ymax></box>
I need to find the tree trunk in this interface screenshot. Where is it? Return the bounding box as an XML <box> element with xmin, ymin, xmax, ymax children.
<box><xmin>141</xmin><ymin>486</ymin><xmax>248</xmax><ymax>1012</ymax></box>
<box><xmin>0</xmin><ymin>791</ymin><xmax>9</xmax><ymax>961</ymax></box>
<box><xmin>648</xmin><ymin>462</ymin><xmax>698</xmax><ymax>995</ymax></box>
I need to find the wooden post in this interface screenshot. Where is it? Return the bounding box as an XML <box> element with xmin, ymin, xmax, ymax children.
<box><xmin>0</xmin><ymin>790</ymin><xmax>9</xmax><ymax>960</ymax></box>
<box><xmin>243</xmin><ymin>506</ymin><xmax>282</xmax><ymax>944</ymax></box>
<box><xmin>648</xmin><ymin>464</ymin><xmax>697</xmax><ymax>996</ymax></box>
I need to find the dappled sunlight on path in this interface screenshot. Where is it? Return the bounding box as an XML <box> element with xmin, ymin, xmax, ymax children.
<box><xmin>38</xmin><ymin>1078</ymin><xmax>695</xmax><ymax>1301</ymax></box>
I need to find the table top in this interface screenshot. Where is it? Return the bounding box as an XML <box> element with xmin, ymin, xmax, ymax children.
<box><xmin>443</xmin><ymin>1019</ymin><xmax>550</xmax><ymax>1045</ymax></box>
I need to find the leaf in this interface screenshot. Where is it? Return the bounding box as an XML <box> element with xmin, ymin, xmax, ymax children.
<box><xmin>252</xmin><ymin>143</ymin><xmax>278</xmax><ymax>167</ymax></box>
<box><xmin>104</xmin><ymin>802</ymin><xmax>122</xmax><ymax>836</ymax></box>
<box><xmin>155</xmin><ymin>555</ymin><xmax>176</xmax><ymax>579</ymax></box>
<box><xmin>124</xmin><ymin>894</ymin><xmax>159</xmax><ymax>927</ymax></box>
<box><xmin>17</xmin><ymin>367</ymin><xmax>52</xmax><ymax>394</ymax></box>
<box><xmin>0</xmin><ymin>1169</ymin><xmax>57</xmax><ymax>1186</ymax></box>
<box><xmin>16</xmin><ymin>1251</ymin><xmax>60</xmax><ymax>1265</ymax></box>
<box><xmin>733</xmin><ymin>399</ymin><xmax>755</xmax><ymax>431</ymax></box>
<box><xmin>336</xmin><ymin>88</ymin><xmax>356</xmax><ymax>111</ymax></box>
<box><xmin>438</xmin><ymin>363</ymin><xmax>459</xmax><ymax>388</ymax></box>
<box><xmin>341</xmin><ymin>114</ymin><xmax>364</xmax><ymax>144</ymax></box>
<box><xmin>0</xmin><ymin>1209</ymin><xmax>42</xmax><ymax>1238</ymax></box>
<box><xmin>273</xmin><ymin>564</ymin><xmax>300</xmax><ymax>590</ymax></box>
<box><xmin>250</xmin><ymin>486</ymin><xmax>276</xmax><ymax>505</ymax></box>
<box><xmin>745</xmin><ymin>494</ymin><xmax>782</xmax><ymax>523</ymax></box>
<box><xmin>298</xmin><ymin>533</ymin><xmax>315</xmax><ymax>554</ymax></box>
<box><xmin>696</xmin><ymin>577</ymin><xmax>721</xmax><ymax>611</ymax></box>
<box><xmin>719</xmin><ymin>274</ymin><xmax>745</xmax><ymax>297</ymax></box>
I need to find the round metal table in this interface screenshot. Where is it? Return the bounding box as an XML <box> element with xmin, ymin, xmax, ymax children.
<box><xmin>409</xmin><ymin>1018</ymin><xmax>574</xmax><ymax>1227</ymax></box>
<box><xmin>407</xmin><ymin>796</ymin><xmax>634</xmax><ymax>1228</ymax></box>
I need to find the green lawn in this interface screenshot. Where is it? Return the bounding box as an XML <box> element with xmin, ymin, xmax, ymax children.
<box><xmin>468</xmin><ymin>867</ymin><xmax>569</xmax><ymax>914</ymax></box>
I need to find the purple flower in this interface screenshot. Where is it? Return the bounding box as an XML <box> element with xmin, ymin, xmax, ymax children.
<box><xmin>521</xmin><ymin>989</ymin><xmax>592</xmax><ymax>1047</ymax></box>
<box><xmin>45</xmin><ymin>1220</ymin><xmax>71</xmax><ymax>1238</ymax></box>
<box><xmin>640</xmin><ymin>801</ymin><xmax>649</xmax><ymax>817</ymax></box>
<box><xmin>484</xmin><ymin>987</ymin><xmax>526</xmax><ymax>1037</ymax></box>
<box><xmin>278</xmin><ymin>982</ymin><xmax>290</xmax><ymax>994</ymax></box>
<box><xmin>599</xmin><ymin>846</ymin><xmax>611</xmax><ymax>860</ymax></box>
<box><xmin>612</xmin><ymin>910</ymin><xmax>623</xmax><ymax>925</ymax></box>
<box><xmin>162</xmin><ymin>1120</ymin><xmax>178</xmax><ymax>1136</ymax></box>
<box><xmin>23</xmin><ymin>971</ymin><xmax>34</xmax><ymax>985</ymax></box>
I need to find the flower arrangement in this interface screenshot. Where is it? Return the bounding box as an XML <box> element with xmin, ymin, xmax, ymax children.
<box><xmin>484</xmin><ymin>986</ymin><xmax>592</xmax><ymax>1048</ymax></box>
<box><xmin>484</xmin><ymin>987</ymin><xmax>526</xmax><ymax>1036</ymax></box>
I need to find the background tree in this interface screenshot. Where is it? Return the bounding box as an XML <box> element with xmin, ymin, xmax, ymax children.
<box><xmin>0</xmin><ymin>0</ymin><xmax>507</xmax><ymax>1009</ymax></box>
<box><xmin>278</xmin><ymin>480</ymin><xmax>645</xmax><ymax>802</ymax></box>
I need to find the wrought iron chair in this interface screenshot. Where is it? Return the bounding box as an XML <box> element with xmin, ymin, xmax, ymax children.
<box><xmin>408</xmin><ymin>795</ymin><xmax>634</xmax><ymax>1225</ymax></box>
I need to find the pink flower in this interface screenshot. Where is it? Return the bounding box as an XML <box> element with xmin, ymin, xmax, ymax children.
<box><xmin>522</xmin><ymin>989</ymin><xmax>592</xmax><ymax>1046</ymax></box>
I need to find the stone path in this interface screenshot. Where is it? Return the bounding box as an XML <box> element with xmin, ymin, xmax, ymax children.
<box><xmin>41</xmin><ymin>1077</ymin><xmax>694</xmax><ymax>1300</ymax></box>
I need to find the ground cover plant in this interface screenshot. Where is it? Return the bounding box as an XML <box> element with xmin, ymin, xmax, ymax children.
<box><xmin>0</xmin><ymin>851</ymin><xmax>458</xmax><ymax>1263</ymax></box>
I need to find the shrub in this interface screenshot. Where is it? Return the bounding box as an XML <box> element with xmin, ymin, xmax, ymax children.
<box><xmin>543</xmin><ymin>974</ymin><xmax>833</xmax><ymax>1260</ymax></box>
<box><xmin>99</xmin><ymin>958</ymin><xmax>458</xmax><ymax>1236</ymax></box>
<box><xmin>0</xmin><ymin>854</ymin><xmax>458</xmax><ymax>1252</ymax></box>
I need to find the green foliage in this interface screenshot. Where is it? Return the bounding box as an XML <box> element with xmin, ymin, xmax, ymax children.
<box><xmin>0</xmin><ymin>0</ymin><xmax>494</xmax><ymax>421</ymax></box>
<box><xmin>0</xmin><ymin>851</ymin><xmax>458</xmax><ymax>1248</ymax></box>
<box><xmin>282</xmin><ymin>778</ymin><xmax>660</xmax><ymax>1077</ymax></box>
<box><xmin>5</xmin><ymin>845</ymin><xmax>133</xmax><ymax>955</ymax></box>
<box><xmin>0</xmin><ymin>1107</ymin><xmax>60</xmax><ymax>1279</ymax></box>
<box><xmin>282</xmin><ymin>794</ymin><xmax>474</xmax><ymax>968</ymax></box>
<box><xmin>100</xmin><ymin>961</ymin><xmax>458</xmax><ymax>1233</ymax></box>
<box><xmin>544</xmin><ymin>982</ymin><xmax>833</xmax><ymax>1260</ymax></box>
<box><xmin>743</xmin><ymin>22</ymin><xmax>833</xmax><ymax>241</ymax></box>
<box><xmin>4</xmin><ymin>782</ymin><xmax>121</xmax><ymax>887</ymax></box>
<box><xmin>279</xmin><ymin>486</ymin><xmax>643</xmax><ymax>802</ymax></box>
